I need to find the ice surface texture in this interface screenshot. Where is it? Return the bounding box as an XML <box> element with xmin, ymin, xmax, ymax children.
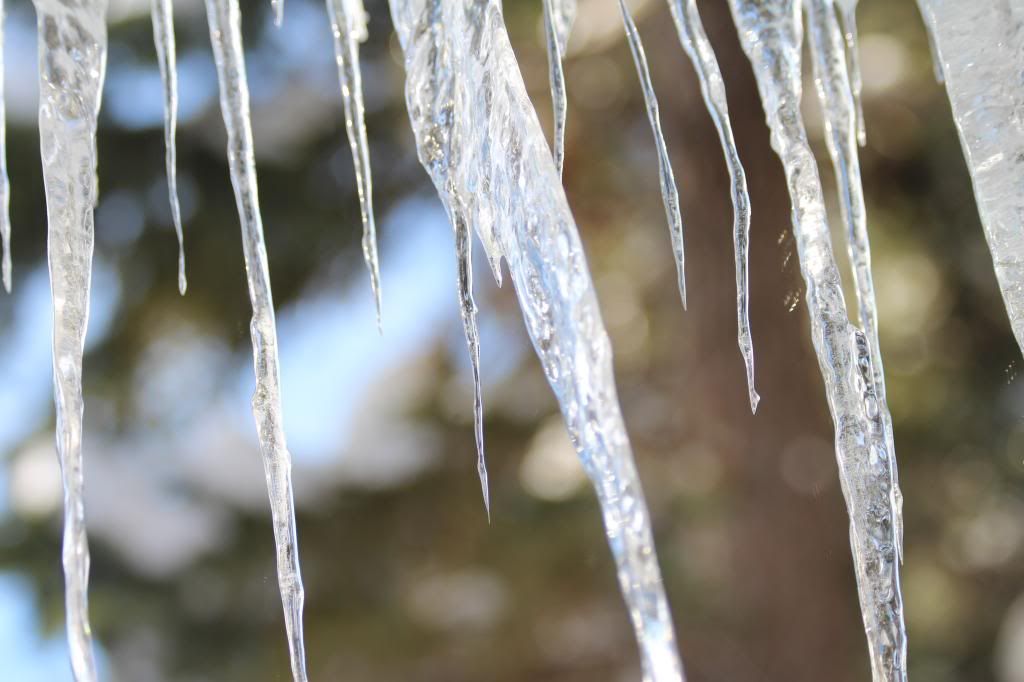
<box><xmin>388</xmin><ymin>0</ymin><xmax>684</xmax><ymax>678</ymax></box>
<box><xmin>918</xmin><ymin>0</ymin><xmax>1024</xmax><ymax>357</ymax></box>
<box><xmin>728</xmin><ymin>1</ymin><xmax>907</xmax><ymax>679</ymax></box>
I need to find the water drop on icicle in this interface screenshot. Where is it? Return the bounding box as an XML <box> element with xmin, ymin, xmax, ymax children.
<box><xmin>918</xmin><ymin>0</ymin><xmax>1024</xmax><ymax>358</ymax></box>
<box><xmin>0</xmin><ymin>0</ymin><xmax>10</xmax><ymax>294</ymax></box>
<box><xmin>327</xmin><ymin>0</ymin><xmax>383</xmax><ymax>328</ymax></box>
<box><xmin>32</xmin><ymin>1</ymin><xmax>108</xmax><ymax>678</ymax></box>
<box><xmin>389</xmin><ymin>1</ymin><xmax>684</xmax><ymax>678</ymax></box>
<box><xmin>203</xmin><ymin>1</ymin><xmax>308</xmax><ymax>680</ymax></box>
<box><xmin>727</xmin><ymin>1</ymin><xmax>906</xmax><ymax>679</ymax></box>
<box><xmin>665</xmin><ymin>0</ymin><xmax>758</xmax><ymax>412</ymax></box>
<box><xmin>542</xmin><ymin>0</ymin><xmax>574</xmax><ymax>176</ymax></box>
<box><xmin>151</xmin><ymin>0</ymin><xmax>187</xmax><ymax>295</ymax></box>
<box><xmin>617</xmin><ymin>0</ymin><xmax>686</xmax><ymax>309</ymax></box>
<box><xmin>805</xmin><ymin>0</ymin><xmax>902</xmax><ymax>557</ymax></box>
<box><xmin>453</xmin><ymin>207</ymin><xmax>490</xmax><ymax>517</ymax></box>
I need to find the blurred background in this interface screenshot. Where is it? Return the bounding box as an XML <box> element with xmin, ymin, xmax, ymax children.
<box><xmin>1</xmin><ymin>0</ymin><xmax>1022</xmax><ymax>680</ymax></box>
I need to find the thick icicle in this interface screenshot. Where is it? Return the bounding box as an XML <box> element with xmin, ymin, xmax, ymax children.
<box><xmin>542</xmin><ymin>0</ymin><xmax>574</xmax><ymax>175</ymax></box>
<box><xmin>388</xmin><ymin>0</ymin><xmax>684</xmax><ymax>678</ymax></box>
<box><xmin>665</xmin><ymin>0</ymin><xmax>758</xmax><ymax>412</ymax></box>
<box><xmin>805</xmin><ymin>0</ymin><xmax>902</xmax><ymax>555</ymax></box>
<box><xmin>327</xmin><ymin>0</ymin><xmax>383</xmax><ymax>327</ymax></box>
<box><xmin>833</xmin><ymin>0</ymin><xmax>865</xmax><ymax>146</ymax></box>
<box><xmin>917</xmin><ymin>0</ymin><xmax>1024</xmax><ymax>356</ymax></box>
<box><xmin>203</xmin><ymin>1</ymin><xmax>308</xmax><ymax>680</ymax></box>
<box><xmin>33</xmin><ymin>1</ymin><xmax>108</xmax><ymax>679</ymax></box>
<box><xmin>453</xmin><ymin>206</ymin><xmax>490</xmax><ymax>517</ymax></box>
<box><xmin>0</xmin><ymin>0</ymin><xmax>10</xmax><ymax>294</ymax></box>
<box><xmin>727</xmin><ymin>1</ymin><xmax>906</xmax><ymax>679</ymax></box>
<box><xmin>151</xmin><ymin>0</ymin><xmax>187</xmax><ymax>295</ymax></box>
<box><xmin>617</xmin><ymin>0</ymin><xmax>686</xmax><ymax>308</ymax></box>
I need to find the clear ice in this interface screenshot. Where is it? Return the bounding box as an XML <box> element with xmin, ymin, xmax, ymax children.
<box><xmin>542</xmin><ymin>0</ymin><xmax>574</xmax><ymax>176</ymax></box>
<box><xmin>203</xmin><ymin>0</ymin><xmax>309</xmax><ymax>679</ymax></box>
<box><xmin>728</xmin><ymin>1</ymin><xmax>906</xmax><ymax>679</ymax></box>
<box><xmin>151</xmin><ymin>0</ymin><xmax>187</xmax><ymax>295</ymax></box>
<box><xmin>918</xmin><ymin>0</ymin><xmax>1024</xmax><ymax>357</ymax></box>
<box><xmin>327</xmin><ymin>0</ymin><xmax>383</xmax><ymax>327</ymax></box>
<box><xmin>0</xmin><ymin>0</ymin><xmax>10</xmax><ymax>294</ymax></box>
<box><xmin>388</xmin><ymin>0</ymin><xmax>684</xmax><ymax>678</ymax></box>
<box><xmin>33</xmin><ymin>0</ymin><xmax>108</xmax><ymax>679</ymax></box>
<box><xmin>617</xmin><ymin>0</ymin><xmax>686</xmax><ymax>308</ymax></box>
<box><xmin>833</xmin><ymin>0</ymin><xmax>865</xmax><ymax>146</ymax></box>
<box><xmin>665</xmin><ymin>0</ymin><xmax>758</xmax><ymax>411</ymax></box>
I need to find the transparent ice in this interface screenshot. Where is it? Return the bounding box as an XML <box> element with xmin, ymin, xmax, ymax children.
<box><xmin>728</xmin><ymin>1</ymin><xmax>906</xmax><ymax>678</ymax></box>
<box><xmin>33</xmin><ymin>1</ymin><xmax>109</xmax><ymax>679</ymax></box>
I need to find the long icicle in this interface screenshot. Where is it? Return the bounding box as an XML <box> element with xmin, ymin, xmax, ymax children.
<box><xmin>151</xmin><ymin>0</ymin><xmax>187</xmax><ymax>295</ymax></box>
<box><xmin>33</xmin><ymin>0</ymin><xmax>108</xmax><ymax>679</ymax></box>
<box><xmin>453</xmin><ymin>204</ymin><xmax>490</xmax><ymax>517</ymax></box>
<box><xmin>203</xmin><ymin>1</ymin><xmax>308</xmax><ymax>680</ymax></box>
<box><xmin>834</xmin><ymin>0</ymin><xmax>865</xmax><ymax>146</ymax></box>
<box><xmin>388</xmin><ymin>0</ymin><xmax>684</xmax><ymax>678</ymax></box>
<box><xmin>727</xmin><ymin>1</ymin><xmax>906</xmax><ymax>679</ymax></box>
<box><xmin>327</xmin><ymin>0</ymin><xmax>383</xmax><ymax>327</ymax></box>
<box><xmin>542</xmin><ymin>0</ymin><xmax>574</xmax><ymax>175</ymax></box>
<box><xmin>805</xmin><ymin>0</ymin><xmax>902</xmax><ymax>557</ymax></box>
<box><xmin>0</xmin><ymin>0</ymin><xmax>10</xmax><ymax>293</ymax></box>
<box><xmin>665</xmin><ymin>0</ymin><xmax>758</xmax><ymax>412</ymax></box>
<box><xmin>617</xmin><ymin>0</ymin><xmax>686</xmax><ymax>309</ymax></box>
<box><xmin>917</xmin><ymin>0</ymin><xmax>1024</xmax><ymax>357</ymax></box>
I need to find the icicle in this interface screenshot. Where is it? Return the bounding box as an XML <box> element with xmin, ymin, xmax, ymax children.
<box><xmin>0</xmin><ymin>0</ymin><xmax>10</xmax><ymax>294</ymax></box>
<box><xmin>453</xmin><ymin>205</ymin><xmax>490</xmax><ymax>517</ymax></box>
<box><xmin>917</xmin><ymin>0</ymin><xmax>1024</xmax><ymax>357</ymax></box>
<box><xmin>151</xmin><ymin>0</ymin><xmax>186</xmax><ymax>295</ymax></box>
<box><xmin>542</xmin><ymin>0</ymin><xmax>574</xmax><ymax>175</ymax></box>
<box><xmin>727</xmin><ymin>1</ymin><xmax>906</xmax><ymax>679</ymax></box>
<box><xmin>327</xmin><ymin>0</ymin><xmax>383</xmax><ymax>328</ymax></box>
<box><xmin>805</xmin><ymin>0</ymin><xmax>902</xmax><ymax>556</ymax></box>
<box><xmin>665</xmin><ymin>0</ymin><xmax>758</xmax><ymax>412</ymax></box>
<box><xmin>617</xmin><ymin>0</ymin><xmax>686</xmax><ymax>309</ymax></box>
<box><xmin>272</xmin><ymin>0</ymin><xmax>284</xmax><ymax>27</ymax></box>
<box><xmin>833</xmin><ymin>0</ymin><xmax>865</xmax><ymax>146</ymax></box>
<box><xmin>33</xmin><ymin>1</ymin><xmax>108</xmax><ymax>679</ymax></box>
<box><xmin>203</xmin><ymin>1</ymin><xmax>308</xmax><ymax>680</ymax></box>
<box><xmin>389</xmin><ymin>0</ymin><xmax>684</xmax><ymax>678</ymax></box>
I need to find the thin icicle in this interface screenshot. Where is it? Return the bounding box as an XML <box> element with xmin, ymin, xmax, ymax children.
<box><xmin>389</xmin><ymin>1</ymin><xmax>684</xmax><ymax>678</ymax></box>
<box><xmin>542</xmin><ymin>0</ymin><xmax>574</xmax><ymax>175</ymax></box>
<box><xmin>203</xmin><ymin>1</ymin><xmax>308</xmax><ymax>680</ymax></box>
<box><xmin>0</xmin><ymin>0</ymin><xmax>10</xmax><ymax>294</ymax></box>
<box><xmin>918</xmin><ymin>0</ymin><xmax>1024</xmax><ymax>357</ymax></box>
<box><xmin>33</xmin><ymin>1</ymin><xmax>108</xmax><ymax>679</ymax></box>
<box><xmin>665</xmin><ymin>0</ymin><xmax>758</xmax><ymax>412</ymax></box>
<box><xmin>327</xmin><ymin>0</ymin><xmax>382</xmax><ymax>327</ymax></box>
<box><xmin>453</xmin><ymin>206</ymin><xmax>490</xmax><ymax>517</ymax></box>
<box><xmin>151</xmin><ymin>0</ymin><xmax>186</xmax><ymax>295</ymax></box>
<box><xmin>834</xmin><ymin>0</ymin><xmax>866</xmax><ymax>146</ymax></box>
<box><xmin>727</xmin><ymin>1</ymin><xmax>906</xmax><ymax>679</ymax></box>
<box><xmin>806</xmin><ymin>0</ymin><xmax>902</xmax><ymax>556</ymax></box>
<box><xmin>272</xmin><ymin>0</ymin><xmax>284</xmax><ymax>27</ymax></box>
<box><xmin>617</xmin><ymin>0</ymin><xmax>686</xmax><ymax>309</ymax></box>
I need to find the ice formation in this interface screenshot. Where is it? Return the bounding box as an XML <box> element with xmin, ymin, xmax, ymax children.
<box><xmin>665</xmin><ymin>0</ymin><xmax>758</xmax><ymax>411</ymax></box>
<box><xmin>727</xmin><ymin>1</ymin><xmax>906</xmax><ymax>678</ymax></box>
<box><xmin>33</xmin><ymin>1</ymin><xmax>108</xmax><ymax>679</ymax></box>
<box><xmin>151</xmin><ymin>0</ymin><xmax>187</xmax><ymax>295</ymax></box>
<box><xmin>617</xmin><ymin>0</ymin><xmax>686</xmax><ymax>309</ymax></box>
<box><xmin>388</xmin><ymin>0</ymin><xmax>684</xmax><ymax>678</ymax></box>
<box><xmin>0</xmin><ymin>0</ymin><xmax>10</xmax><ymax>294</ymax></box>
<box><xmin>917</xmin><ymin>0</ymin><xmax>1024</xmax><ymax>356</ymax></box>
<box><xmin>542</xmin><ymin>0</ymin><xmax>574</xmax><ymax>176</ymax></box>
<box><xmin>20</xmin><ymin>0</ymin><xmax>1024</xmax><ymax>679</ymax></box>
<box><xmin>327</xmin><ymin>0</ymin><xmax>383</xmax><ymax>325</ymax></box>
<box><xmin>203</xmin><ymin>0</ymin><xmax>309</xmax><ymax>679</ymax></box>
